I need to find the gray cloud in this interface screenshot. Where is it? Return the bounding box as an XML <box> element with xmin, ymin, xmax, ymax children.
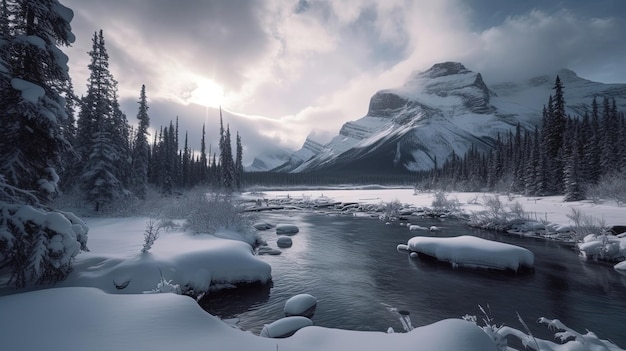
<box><xmin>60</xmin><ymin>0</ymin><xmax>626</xmax><ymax>165</ymax></box>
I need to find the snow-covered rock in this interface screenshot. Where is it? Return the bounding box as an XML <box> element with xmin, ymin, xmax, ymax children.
<box><xmin>276</xmin><ymin>224</ymin><xmax>300</xmax><ymax>235</ymax></box>
<box><xmin>277</xmin><ymin>236</ymin><xmax>293</xmax><ymax>248</ymax></box>
<box><xmin>284</xmin><ymin>294</ymin><xmax>317</xmax><ymax>318</ymax></box>
<box><xmin>578</xmin><ymin>234</ymin><xmax>626</xmax><ymax>261</ymax></box>
<box><xmin>615</xmin><ymin>260</ymin><xmax>626</xmax><ymax>272</ymax></box>
<box><xmin>260</xmin><ymin>316</ymin><xmax>314</xmax><ymax>338</ymax></box>
<box><xmin>406</xmin><ymin>235</ymin><xmax>534</xmax><ymax>271</ymax></box>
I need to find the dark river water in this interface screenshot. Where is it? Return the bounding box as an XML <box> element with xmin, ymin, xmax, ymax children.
<box><xmin>201</xmin><ymin>210</ymin><xmax>626</xmax><ymax>346</ymax></box>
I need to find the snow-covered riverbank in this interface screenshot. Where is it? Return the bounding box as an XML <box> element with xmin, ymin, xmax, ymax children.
<box><xmin>245</xmin><ymin>188</ymin><xmax>626</xmax><ymax>270</ymax></box>
<box><xmin>1</xmin><ymin>188</ymin><xmax>625</xmax><ymax>351</ymax></box>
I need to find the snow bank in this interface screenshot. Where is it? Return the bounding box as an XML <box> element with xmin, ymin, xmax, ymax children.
<box><xmin>256</xmin><ymin>189</ymin><xmax>626</xmax><ymax>229</ymax></box>
<box><xmin>406</xmin><ymin>235</ymin><xmax>534</xmax><ymax>271</ymax></box>
<box><xmin>260</xmin><ymin>316</ymin><xmax>314</xmax><ymax>338</ymax></box>
<box><xmin>578</xmin><ymin>234</ymin><xmax>626</xmax><ymax>261</ymax></box>
<box><xmin>0</xmin><ymin>287</ymin><xmax>498</xmax><ymax>351</ymax></box>
<box><xmin>53</xmin><ymin>217</ymin><xmax>271</xmax><ymax>294</ymax></box>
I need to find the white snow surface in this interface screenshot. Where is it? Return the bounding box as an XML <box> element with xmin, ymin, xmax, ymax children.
<box><xmin>49</xmin><ymin>217</ymin><xmax>271</xmax><ymax>294</ymax></box>
<box><xmin>252</xmin><ymin>188</ymin><xmax>626</xmax><ymax>228</ymax></box>
<box><xmin>0</xmin><ymin>287</ymin><xmax>498</xmax><ymax>351</ymax></box>
<box><xmin>407</xmin><ymin>235</ymin><xmax>534</xmax><ymax>271</ymax></box>
<box><xmin>2</xmin><ymin>189</ymin><xmax>626</xmax><ymax>351</ymax></box>
<box><xmin>260</xmin><ymin>316</ymin><xmax>314</xmax><ymax>338</ymax></box>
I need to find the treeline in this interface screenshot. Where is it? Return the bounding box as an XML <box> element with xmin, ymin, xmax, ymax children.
<box><xmin>244</xmin><ymin>172</ymin><xmax>417</xmax><ymax>187</ymax></box>
<box><xmin>57</xmin><ymin>31</ymin><xmax>244</xmax><ymax>211</ymax></box>
<box><xmin>419</xmin><ymin>76</ymin><xmax>626</xmax><ymax>201</ymax></box>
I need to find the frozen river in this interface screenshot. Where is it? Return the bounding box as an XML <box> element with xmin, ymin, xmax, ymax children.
<box><xmin>201</xmin><ymin>210</ymin><xmax>626</xmax><ymax>346</ymax></box>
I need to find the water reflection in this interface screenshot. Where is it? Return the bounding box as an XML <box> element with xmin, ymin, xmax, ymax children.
<box><xmin>199</xmin><ymin>282</ymin><xmax>271</xmax><ymax>318</ymax></box>
<box><xmin>212</xmin><ymin>210</ymin><xmax>626</xmax><ymax>346</ymax></box>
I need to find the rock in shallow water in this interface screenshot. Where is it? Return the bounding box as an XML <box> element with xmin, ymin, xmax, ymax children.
<box><xmin>277</xmin><ymin>236</ymin><xmax>293</xmax><ymax>248</ymax></box>
<box><xmin>284</xmin><ymin>293</ymin><xmax>317</xmax><ymax>318</ymax></box>
<box><xmin>276</xmin><ymin>224</ymin><xmax>299</xmax><ymax>235</ymax></box>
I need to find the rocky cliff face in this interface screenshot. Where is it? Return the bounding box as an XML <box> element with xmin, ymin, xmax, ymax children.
<box><xmin>253</xmin><ymin>62</ymin><xmax>626</xmax><ymax>174</ymax></box>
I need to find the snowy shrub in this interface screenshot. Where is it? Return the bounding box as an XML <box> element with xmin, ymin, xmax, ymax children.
<box><xmin>431</xmin><ymin>191</ymin><xmax>460</xmax><ymax>213</ymax></box>
<box><xmin>0</xmin><ymin>202</ymin><xmax>88</xmax><ymax>287</ymax></box>
<box><xmin>173</xmin><ymin>191</ymin><xmax>260</xmax><ymax>246</ymax></box>
<box><xmin>144</xmin><ymin>276</ymin><xmax>181</xmax><ymax>294</ymax></box>
<box><xmin>566</xmin><ymin>208</ymin><xmax>607</xmax><ymax>241</ymax></box>
<box><xmin>379</xmin><ymin>199</ymin><xmax>402</xmax><ymax>220</ymax></box>
<box><xmin>586</xmin><ymin>172</ymin><xmax>626</xmax><ymax>206</ymax></box>
<box><xmin>469</xmin><ymin>196</ymin><xmax>531</xmax><ymax>231</ymax></box>
<box><xmin>143</xmin><ymin>268</ymin><xmax>181</xmax><ymax>294</ymax></box>
<box><xmin>462</xmin><ymin>305</ymin><xmax>508</xmax><ymax>351</ymax></box>
<box><xmin>497</xmin><ymin>317</ymin><xmax>622</xmax><ymax>351</ymax></box>
<box><xmin>141</xmin><ymin>218</ymin><xmax>161</xmax><ymax>253</ymax></box>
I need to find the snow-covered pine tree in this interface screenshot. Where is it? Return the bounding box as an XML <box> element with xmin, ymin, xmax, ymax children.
<box><xmin>75</xmin><ymin>30</ymin><xmax>130</xmax><ymax>207</ymax></box>
<box><xmin>110</xmin><ymin>90</ymin><xmax>132</xmax><ymax>189</ymax></box>
<box><xmin>564</xmin><ymin>128</ymin><xmax>584</xmax><ymax>202</ymax></box>
<box><xmin>200</xmin><ymin>124</ymin><xmax>208</xmax><ymax>184</ymax></box>
<box><xmin>80</xmin><ymin>119</ymin><xmax>124</xmax><ymax>212</ymax></box>
<box><xmin>586</xmin><ymin>97</ymin><xmax>602</xmax><ymax>184</ymax></box>
<box><xmin>131</xmin><ymin>85</ymin><xmax>150</xmax><ymax>199</ymax></box>
<box><xmin>0</xmin><ymin>0</ymin><xmax>75</xmax><ymax>203</ymax></box>
<box><xmin>0</xmin><ymin>0</ymin><xmax>89</xmax><ymax>287</ymax></box>
<box><xmin>222</xmin><ymin>125</ymin><xmax>235</xmax><ymax>190</ymax></box>
<box><xmin>182</xmin><ymin>131</ymin><xmax>190</xmax><ymax>187</ymax></box>
<box><xmin>235</xmin><ymin>131</ymin><xmax>243</xmax><ymax>190</ymax></box>
<box><xmin>600</xmin><ymin>97</ymin><xmax>620</xmax><ymax>174</ymax></box>
<box><xmin>161</xmin><ymin>124</ymin><xmax>174</xmax><ymax>194</ymax></box>
<box><xmin>620</xmin><ymin>112</ymin><xmax>626</xmax><ymax>172</ymax></box>
<box><xmin>210</xmin><ymin>152</ymin><xmax>218</xmax><ymax>187</ymax></box>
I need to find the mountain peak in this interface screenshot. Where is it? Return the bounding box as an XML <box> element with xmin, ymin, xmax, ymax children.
<box><xmin>420</xmin><ymin>62</ymin><xmax>470</xmax><ymax>79</ymax></box>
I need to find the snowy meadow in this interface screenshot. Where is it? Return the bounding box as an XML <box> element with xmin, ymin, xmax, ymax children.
<box><xmin>1</xmin><ymin>187</ymin><xmax>625</xmax><ymax>351</ymax></box>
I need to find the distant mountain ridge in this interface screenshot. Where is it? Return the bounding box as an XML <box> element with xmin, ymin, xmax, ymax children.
<box><xmin>249</xmin><ymin>62</ymin><xmax>626</xmax><ymax>174</ymax></box>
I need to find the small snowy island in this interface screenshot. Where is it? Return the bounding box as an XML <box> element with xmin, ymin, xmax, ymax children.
<box><xmin>402</xmin><ymin>235</ymin><xmax>535</xmax><ymax>272</ymax></box>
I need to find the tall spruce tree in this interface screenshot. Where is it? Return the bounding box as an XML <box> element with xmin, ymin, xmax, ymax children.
<box><xmin>221</xmin><ymin>125</ymin><xmax>234</xmax><ymax>190</ymax></box>
<box><xmin>586</xmin><ymin>97</ymin><xmax>602</xmax><ymax>183</ymax></box>
<box><xmin>75</xmin><ymin>30</ymin><xmax>128</xmax><ymax>209</ymax></box>
<box><xmin>601</xmin><ymin>97</ymin><xmax>620</xmax><ymax>174</ymax></box>
<box><xmin>200</xmin><ymin>123</ymin><xmax>208</xmax><ymax>184</ymax></box>
<box><xmin>235</xmin><ymin>131</ymin><xmax>244</xmax><ymax>190</ymax></box>
<box><xmin>131</xmin><ymin>85</ymin><xmax>150</xmax><ymax>199</ymax></box>
<box><xmin>0</xmin><ymin>0</ymin><xmax>88</xmax><ymax>287</ymax></box>
<box><xmin>182</xmin><ymin>131</ymin><xmax>190</xmax><ymax>187</ymax></box>
<box><xmin>0</xmin><ymin>0</ymin><xmax>75</xmax><ymax>203</ymax></box>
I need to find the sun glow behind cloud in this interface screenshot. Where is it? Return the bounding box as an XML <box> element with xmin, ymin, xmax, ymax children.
<box><xmin>188</xmin><ymin>77</ymin><xmax>225</xmax><ymax>108</ymax></box>
<box><xmin>63</xmin><ymin>0</ymin><xmax>626</xmax><ymax>164</ymax></box>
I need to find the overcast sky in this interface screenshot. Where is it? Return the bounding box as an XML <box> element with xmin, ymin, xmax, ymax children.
<box><xmin>61</xmin><ymin>0</ymin><xmax>626</xmax><ymax>165</ymax></box>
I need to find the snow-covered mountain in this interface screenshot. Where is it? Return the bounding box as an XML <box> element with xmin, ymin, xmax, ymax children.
<box><xmin>245</xmin><ymin>147</ymin><xmax>293</xmax><ymax>172</ymax></box>
<box><xmin>263</xmin><ymin>62</ymin><xmax>626</xmax><ymax>174</ymax></box>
